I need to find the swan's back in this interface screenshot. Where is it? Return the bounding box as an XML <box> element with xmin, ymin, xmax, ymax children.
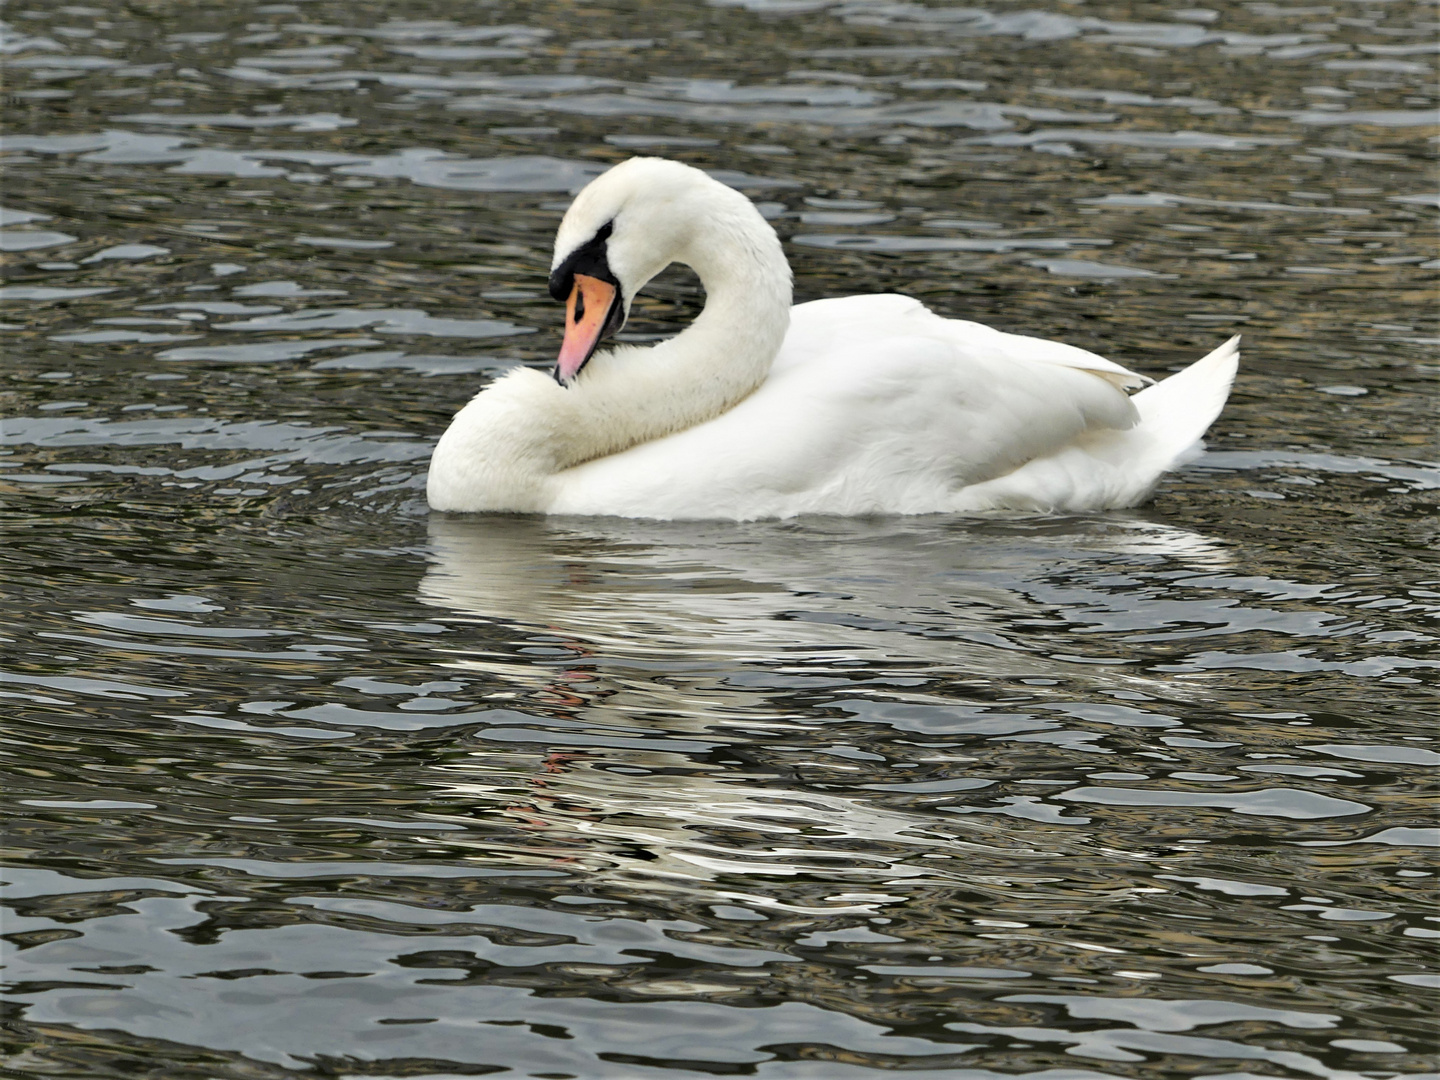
<box><xmin>778</xmin><ymin>294</ymin><xmax>1149</xmax><ymax>391</ymax></box>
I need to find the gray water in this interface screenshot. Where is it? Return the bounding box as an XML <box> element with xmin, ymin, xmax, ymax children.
<box><xmin>1</xmin><ymin>2</ymin><xmax>1437</xmax><ymax>1078</ymax></box>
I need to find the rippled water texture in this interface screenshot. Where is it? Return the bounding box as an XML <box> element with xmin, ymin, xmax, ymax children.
<box><xmin>2</xmin><ymin>1</ymin><xmax>1438</xmax><ymax>1078</ymax></box>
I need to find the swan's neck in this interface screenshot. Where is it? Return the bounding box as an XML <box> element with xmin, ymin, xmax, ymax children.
<box><xmin>429</xmin><ymin>211</ymin><xmax>792</xmax><ymax>512</ymax></box>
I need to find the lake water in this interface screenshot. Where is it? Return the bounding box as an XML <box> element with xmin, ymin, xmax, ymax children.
<box><xmin>1</xmin><ymin>2</ymin><xmax>1437</xmax><ymax>1078</ymax></box>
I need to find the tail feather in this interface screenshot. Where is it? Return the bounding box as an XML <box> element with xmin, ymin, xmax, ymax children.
<box><xmin>1129</xmin><ymin>334</ymin><xmax>1240</xmax><ymax>471</ymax></box>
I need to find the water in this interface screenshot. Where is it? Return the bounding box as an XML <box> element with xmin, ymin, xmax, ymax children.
<box><xmin>1</xmin><ymin>1</ymin><xmax>1437</xmax><ymax>1077</ymax></box>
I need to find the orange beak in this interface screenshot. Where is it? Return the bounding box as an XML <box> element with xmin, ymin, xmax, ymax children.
<box><xmin>555</xmin><ymin>273</ymin><xmax>619</xmax><ymax>386</ymax></box>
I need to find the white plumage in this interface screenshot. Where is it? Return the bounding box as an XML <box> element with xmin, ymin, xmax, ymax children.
<box><xmin>427</xmin><ymin>157</ymin><xmax>1238</xmax><ymax>520</ymax></box>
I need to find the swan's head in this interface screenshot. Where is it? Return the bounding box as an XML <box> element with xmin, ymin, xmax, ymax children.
<box><xmin>547</xmin><ymin>156</ymin><xmax>769</xmax><ymax>386</ymax></box>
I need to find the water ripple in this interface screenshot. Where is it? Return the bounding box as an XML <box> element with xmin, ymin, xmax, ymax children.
<box><xmin>2</xmin><ymin>1</ymin><xmax>1435</xmax><ymax>1075</ymax></box>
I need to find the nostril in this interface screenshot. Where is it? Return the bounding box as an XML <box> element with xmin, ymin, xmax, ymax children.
<box><xmin>573</xmin><ymin>292</ymin><xmax>585</xmax><ymax>322</ymax></box>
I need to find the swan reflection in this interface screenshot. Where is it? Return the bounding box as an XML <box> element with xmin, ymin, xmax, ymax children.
<box><xmin>419</xmin><ymin>511</ymin><xmax>1231</xmax><ymax>670</ymax></box>
<box><xmin>413</xmin><ymin>513</ymin><xmax>1231</xmax><ymax>891</ymax></box>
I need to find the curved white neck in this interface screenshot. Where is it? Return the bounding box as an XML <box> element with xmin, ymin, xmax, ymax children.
<box><xmin>427</xmin><ymin>206</ymin><xmax>793</xmax><ymax>513</ymax></box>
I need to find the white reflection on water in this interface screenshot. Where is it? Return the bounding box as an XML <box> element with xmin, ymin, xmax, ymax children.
<box><xmin>420</xmin><ymin>513</ymin><xmax>1234</xmax><ymax>673</ymax></box>
<box><xmin>413</xmin><ymin>514</ymin><xmax>1244</xmax><ymax>889</ymax></box>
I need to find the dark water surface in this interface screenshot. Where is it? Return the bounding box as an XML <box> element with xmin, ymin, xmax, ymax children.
<box><xmin>2</xmin><ymin>1</ymin><xmax>1437</xmax><ymax>1078</ymax></box>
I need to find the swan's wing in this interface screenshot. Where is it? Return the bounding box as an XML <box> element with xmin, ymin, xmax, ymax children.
<box><xmin>780</xmin><ymin>295</ymin><xmax>1152</xmax><ymax>391</ymax></box>
<box><xmin>547</xmin><ymin>298</ymin><xmax>1144</xmax><ymax>519</ymax></box>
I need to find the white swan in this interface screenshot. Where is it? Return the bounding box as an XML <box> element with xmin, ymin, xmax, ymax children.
<box><xmin>427</xmin><ymin>156</ymin><xmax>1238</xmax><ymax>520</ymax></box>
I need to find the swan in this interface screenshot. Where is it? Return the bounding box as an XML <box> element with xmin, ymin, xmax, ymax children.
<box><xmin>427</xmin><ymin>156</ymin><xmax>1238</xmax><ymax>520</ymax></box>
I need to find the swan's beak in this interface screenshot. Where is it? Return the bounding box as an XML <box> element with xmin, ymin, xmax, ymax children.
<box><xmin>555</xmin><ymin>273</ymin><xmax>620</xmax><ymax>387</ymax></box>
